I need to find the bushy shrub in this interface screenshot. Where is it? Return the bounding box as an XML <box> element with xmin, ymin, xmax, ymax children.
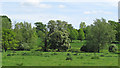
<box><xmin>66</xmin><ymin>56</ymin><xmax>72</xmax><ymax>60</ymax></box>
<box><xmin>7</xmin><ymin>54</ymin><xmax>11</xmax><ymax>56</ymax></box>
<box><xmin>80</xmin><ymin>45</ymin><xmax>87</xmax><ymax>52</ymax></box>
<box><xmin>18</xmin><ymin>43</ymin><xmax>30</xmax><ymax>51</ymax></box>
<box><xmin>23</xmin><ymin>44</ymin><xmax>30</xmax><ymax>51</ymax></box>
<box><xmin>91</xmin><ymin>56</ymin><xmax>99</xmax><ymax>59</ymax></box>
<box><xmin>80</xmin><ymin>45</ymin><xmax>98</xmax><ymax>52</ymax></box>
<box><xmin>7</xmin><ymin>53</ymin><xmax>16</xmax><ymax>56</ymax></box>
<box><xmin>109</xmin><ymin>44</ymin><xmax>118</xmax><ymax>53</ymax></box>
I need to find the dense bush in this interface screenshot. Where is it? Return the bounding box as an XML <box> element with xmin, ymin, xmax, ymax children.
<box><xmin>66</xmin><ymin>56</ymin><xmax>72</xmax><ymax>60</ymax></box>
<box><xmin>80</xmin><ymin>45</ymin><xmax>98</xmax><ymax>52</ymax></box>
<box><xmin>80</xmin><ymin>45</ymin><xmax>87</xmax><ymax>52</ymax></box>
<box><xmin>91</xmin><ymin>56</ymin><xmax>99</xmax><ymax>59</ymax></box>
<box><xmin>17</xmin><ymin>43</ymin><xmax>30</xmax><ymax>51</ymax></box>
<box><xmin>109</xmin><ymin>44</ymin><xmax>118</xmax><ymax>53</ymax></box>
<box><xmin>7</xmin><ymin>53</ymin><xmax>16</xmax><ymax>56</ymax></box>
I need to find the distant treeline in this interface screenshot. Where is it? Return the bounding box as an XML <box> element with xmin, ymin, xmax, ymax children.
<box><xmin>1</xmin><ymin>16</ymin><xmax>120</xmax><ymax>52</ymax></box>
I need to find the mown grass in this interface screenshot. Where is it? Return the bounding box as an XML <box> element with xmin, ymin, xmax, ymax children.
<box><xmin>2</xmin><ymin>40</ymin><xmax>119</xmax><ymax>66</ymax></box>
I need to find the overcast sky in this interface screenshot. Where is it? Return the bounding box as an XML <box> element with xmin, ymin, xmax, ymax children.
<box><xmin>0</xmin><ymin>0</ymin><xmax>119</xmax><ymax>29</ymax></box>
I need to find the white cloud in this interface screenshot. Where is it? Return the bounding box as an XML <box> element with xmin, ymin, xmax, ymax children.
<box><xmin>21</xmin><ymin>0</ymin><xmax>52</xmax><ymax>8</ymax></box>
<box><xmin>38</xmin><ymin>4</ymin><xmax>52</xmax><ymax>8</ymax></box>
<box><xmin>84</xmin><ymin>10</ymin><xmax>113</xmax><ymax>15</ymax></box>
<box><xmin>58</xmin><ymin>5</ymin><xmax>66</xmax><ymax>8</ymax></box>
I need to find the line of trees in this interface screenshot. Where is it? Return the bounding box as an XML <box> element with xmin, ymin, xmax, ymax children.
<box><xmin>1</xmin><ymin>16</ymin><xmax>120</xmax><ymax>52</ymax></box>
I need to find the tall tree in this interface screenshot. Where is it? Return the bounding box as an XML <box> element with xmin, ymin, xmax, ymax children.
<box><xmin>48</xmin><ymin>20</ymin><xmax>70</xmax><ymax>51</ymax></box>
<box><xmin>108</xmin><ymin>20</ymin><xmax>120</xmax><ymax>42</ymax></box>
<box><xmin>2</xmin><ymin>29</ymin><xmax>18</xmax><ymax>52</ymax></box>
<box><xmin>14</xmin><ymin>22</ymin><xmax>37</xmax><ymax>50</ymax></box>
<box><xmin>80</xmin><ymin>22</ymin><xmax>86</xmax><ymax>30</ymax></box>
<box><xmin>1</xmin><ymin>16</ymin><xmax>18</xmax><ymax>52</ymax></box>
<box><xmin>1</xmin><ymin>16</ymin><xmax>12</xmax><ymax>29</ymax></box>
<box><xmin>86</xmin><ymin>18</ymin><xmax>116</xmax><ymax>52</ymax></box>
<box><xmin>34</xmin><ymin>22</ymin><xmax>48</xmax><ymax>51</ymax></box>
<box><xmin>78</xmin><ymin>29</ymin><xmax>85</xmax><ymax>41</ymax></box>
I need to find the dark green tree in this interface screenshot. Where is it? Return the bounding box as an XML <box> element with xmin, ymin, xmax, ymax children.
<box><xmin>86</xmin><ymin>18</ymin><xmax>116</xmax><ymax>52</ymax></box>
<box><xmin>34</xmin><ymin>22</ymin><xmax>48</xmax><ymax>51</ymax></box>
<box><xmin>108</xmin><ymin>20</ymin><xmax>120</xmax><ymax>42</ymax></box>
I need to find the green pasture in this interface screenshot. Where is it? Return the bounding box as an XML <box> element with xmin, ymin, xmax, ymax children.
<box><xmin>2</xmin><ymin>40</ymin><xmax>119</xmax><ymax>66</ymax></box>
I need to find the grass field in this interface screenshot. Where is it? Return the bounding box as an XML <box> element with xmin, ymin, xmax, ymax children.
<box><xmin>2</xmin><ymin>40</ymin><xmax>119</xmax><ymax>66</ymax></box>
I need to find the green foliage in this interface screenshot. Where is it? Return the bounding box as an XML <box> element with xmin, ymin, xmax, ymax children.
<box><xmin>86</xmin><ymin>18</ymin><xmax>116</xmax><ymax>52</ymax></box>
<box><xmin>67</xmin><ymin>24</ymin><xmax>78</xmax><ymax>42</ymax></box>
<box><xmin>109</xmin><ymin>44</ymin><xmax>118</xmax><ymax>53</ymax></box>
<box><xmin>14</xmin><ymin>22</ymin><xmax>38</xmax><ymax>50</ymax></box>
<box><xmin>80</xmin><ymin>22</ymin><xmax>86</xmax><ymax>30</ymax></box>
<box><xmin>49</xmin><ymin>30</ymin><xmax>70</xmax><ymax>50</ymax></box>
<box><xmin>108</xmin><ymin>20</ymin><xmax>120</xmax><ymax>41</ymax></box>
<box><xmin>48</xmin><ymin>20</ymin><xmax>70</xmax><ymax>50</ymax></box>
<box><xmin>2</xmin><ymin>29</ymin><xmax>18</xmax><ymax>52</ymax></box>
<box><xmin>116</xmin><ymin>23</ymin><xmax>120</xmax><ymax>41</ymax></box>
<box><xmin>1</xmin><ymin>16</ymin><xmax>12</xmax><ymax>29</ymax></box>
<box><xmin>34</xmin><ymin>22</ymin><xmax>48</xmax><ymax>51</ymax></box>
<box><xmin>48</xmin><ymin>20</ymin><xmax>57</xmax><ymax>34</ymax></box>
<box><xmin>34</xmin><ymin>22</ymin><xmax>46</xmax><ymax>35</ymax></box>
<box><xmin>78</xmin><ymin>29</ymin><xmax>85</xmax><ymax>41</ymax></box>
<box><xmin>22</xmin><ymin>43</ymin><xmax>30</xmax><ymax>51</ymax></box>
